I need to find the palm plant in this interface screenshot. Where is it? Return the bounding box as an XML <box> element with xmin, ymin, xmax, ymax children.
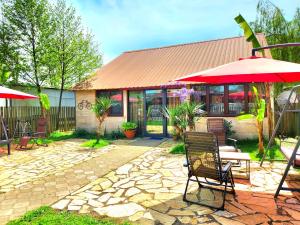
<box><xmin>91</xmin><ymin>97</ymin><xmax>112</xmax><ymax>137</ymax></box>
<box><xmin>181</xmin><ymin>102</ymin><xmax>205</xmax><ymax>131</ymax></box>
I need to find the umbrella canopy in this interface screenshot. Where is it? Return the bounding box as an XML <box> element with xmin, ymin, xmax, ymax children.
<box><xmin>0</xmin><ymin>86</ymin><xmax>38</xmax><ymax>99</ymax></box>
<box><xmin>175</xmin><ymin>56</ymin><xmax>300</xmax><ymax>84</ymax></box>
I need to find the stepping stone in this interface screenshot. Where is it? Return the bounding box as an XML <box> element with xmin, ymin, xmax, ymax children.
<box><xmin>70</xmin><ymin>199</ymin><xmax>86</xmax><ymax>206</ymax></box>
<box><xmin>116</xmin><ymin>164</ymin><xmax>133</xmax><ymax>175</ymax></box>
<box><xmin>125</xmin><ymin>187</ymin><xmax>141</xmax><ymax>197</ymax></box>
<box><xmin>107</xmin><ymin>197</ymin><xmax>125</xmax><ymax>205</ymax></box>
<box><xmin>94</xmin><ymin>202</ymin><xmax>144</xmax><ymax>217</ymax></box>
<box><xmin>52</xmin><ymin>199</ymin><xmax>70</xmax><ymax>210</ymax></box>
<box><xmin>68</xmin><ymin>205</ymin><xmax>81</xmax><ymax>211</ymax></box>
<box><xmin>88</xmin><ymin>199</ymin><xmax>103</xmax><ymax>208</ymax></box>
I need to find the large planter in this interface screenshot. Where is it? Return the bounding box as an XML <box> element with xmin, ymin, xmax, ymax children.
<box><xmin>124</xmin><ymin>129</ymin><xmax>136</xmax><ymax>139</ymax></box>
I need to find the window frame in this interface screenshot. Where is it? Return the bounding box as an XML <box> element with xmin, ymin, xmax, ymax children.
<box><xmin>192</xmin><ymin>83</ymin><xmax>250</xmax><ymax>117</ymax></box>
<box><xmin>96</xmin><ymin>90</ymin><xmax>124</xmax><ymax>117</ymax></box>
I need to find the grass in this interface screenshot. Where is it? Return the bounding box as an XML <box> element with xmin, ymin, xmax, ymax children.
<box><xmin>7</xmin><ymin>206</ymin><xmax>132</xmax><ymax>225</ymax></box>
<box><xmin>81</xmin><ymin>139</ymin><xmax>110</xmax><ymax>148</ymax></box>
<box><xmin>169</xmin><ymin>138</ymin><xmax>286</xmax><ymax>161</ymax></box>
<box><xmin>237</xmin><ymin>139</ymin><xmax>285</xmax><ymax>161</ymax></box>
<box><xmin>27</xmin><ymin>131</ymin><xmax>76</xmax><ymax>145</ymax></box>
<box><xmin>170</xmin><ymin>142</ymin><xmax>185</xmax><ymax>154</ymax></box>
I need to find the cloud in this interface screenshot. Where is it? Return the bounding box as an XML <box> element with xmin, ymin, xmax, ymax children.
<box><xmin>68</xmin><ymin>0</ymin><xmax>299</xmax><ymax>64</ymax></box>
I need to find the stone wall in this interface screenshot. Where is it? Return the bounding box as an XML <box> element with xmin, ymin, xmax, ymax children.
<box><xmin>76</xmin><ymin>90</ymin><xmax>127</xmax><ymax>133</ymax></box>
<box><xmin>195</xmin><ymin>117</ymin><xmax>269</xmax><ymax>140</ymax></box>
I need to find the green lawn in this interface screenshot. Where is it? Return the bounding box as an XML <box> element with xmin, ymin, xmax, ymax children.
<box><xmin>169</xmin><ymin>139</ymin><xmax>286</xmax><ymax>161</ymax></box>
<box><xmin>7</xmin><ymin>206</ymin><xmax>131</xmax><ymax>225</ymax></box>
<box><xmin>81</xmin><ymin>139</ymin><xmax>110</xmax><ymax>148</ymax></box>
<box><xmin>237</xmin><ymin>139</ymin><xmax>285</xmax><ymax>161</ymax></box>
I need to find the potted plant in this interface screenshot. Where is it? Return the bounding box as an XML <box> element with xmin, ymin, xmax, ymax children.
<box><xmin>122</xmin><ymin>122</ymin><xmax>137</xmax><ymax>139</ymax></box>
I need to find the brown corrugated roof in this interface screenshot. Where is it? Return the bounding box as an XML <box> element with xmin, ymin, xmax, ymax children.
<box><xmin>74</xmin><ymin>34</ymin><xmax>271</xmax><ymax>90</ymax></box>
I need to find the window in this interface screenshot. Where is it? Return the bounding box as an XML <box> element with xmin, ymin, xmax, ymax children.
<box><xmin>192</xmin><ymin>84</ymin><xmax>251</xmax><ymax>116</ymax></box>
<box><xmin>228</xmin><ymin>84</ymin><xmax>245</xmax><ymax>115</ymax></box>
<box><xmin>96</xmin><ymin>90</ymin><xmax>123</xmax><ymax>116</ymax></box>
<box><xmin>191</xmin><ymin>86</ymin><xmax>207</xmax><ymax>111</ymax></box>
<box><xmin>209</xmin><ymin>85</ymin><xmax>224</xmax><ymax>115</ymax></box>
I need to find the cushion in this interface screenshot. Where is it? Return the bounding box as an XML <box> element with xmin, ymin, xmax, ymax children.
<box><xmin>281</xmin><ymin>147</ymin><xmax>300</xmax><ymax>167</ymax></box>
<box><xmin>219</xmin><ymin>145</ymin><xmax>239</xmax><ymax>152</ymax></box>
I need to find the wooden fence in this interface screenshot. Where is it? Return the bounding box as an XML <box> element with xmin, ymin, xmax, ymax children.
<box><xmin>277</xmin><ymin>103</ymin><xmax>300</xmax><ymax>137</ymax></box>
<box><xmin>0</xmin><ymin>106</ymin><xmax>76</xmax><ymax>138</ymax></box>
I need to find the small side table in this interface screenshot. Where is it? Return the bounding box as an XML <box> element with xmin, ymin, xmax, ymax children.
<box><xmin>220</xmin><ymin>152</ymin><xmax>251</xmax><ymax>179</ymax></box>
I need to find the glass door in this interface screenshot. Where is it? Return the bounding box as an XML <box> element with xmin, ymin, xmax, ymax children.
<box><xmin>128</xmin><ymin>91</ymin><xmax>144</xmax><ymax>135</ymax></box>
<box><xmin>145</xmin><ymin>90</ymin><xmax>164</xmax><ymax>136</ymax></box>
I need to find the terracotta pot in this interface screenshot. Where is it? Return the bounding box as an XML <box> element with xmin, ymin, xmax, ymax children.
<box><xmin>124</xmin><ymin>129</ymin><xmax>136</xmax><ymax>139</ymax></box>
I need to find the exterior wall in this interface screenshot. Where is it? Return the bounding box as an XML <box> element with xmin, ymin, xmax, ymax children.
<box><xmin>76</xmin><ymin>90</ymin><xmax>128</xmax><ymax>133</ymax></box>
<box><xmin>195</xmin><ymin>117</ymin><xmax>269</xmax><ymax>140</ymax></box>
<box><xmin>102</xmin><ymin>90</ymin><xmax>127</xmax><ymax>132</ymax></box>
<box><xmin>76</xmin><ymin>90</ymin><xmax>98</xmax><ymax>132</ymax></box>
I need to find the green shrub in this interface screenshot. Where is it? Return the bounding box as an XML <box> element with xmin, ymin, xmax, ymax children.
<box><xmin>81</xmin><ymin>139</ymin><xmax>110</xmax><ymax>148</ymax></box>
<box><xmin>224</xmin><ymin>119</ymin><xmax>235</xmax><ymax>137</ymax></box>
<box><xmin>121</xmin><ymin>122</ymin><xmax>137</xmax><ymax>131</ymax></box>
<box><xmin>73</xmin><ymin>129</ymin><xmax>97</xmax><ymax>139</ymax></box>
<box><xmin>7</xmin><ymin>206</ymin><xmax>132</xmax><ymax>225</ymax></box>
<box><xmin>170</xmin><ymin>143</ymin><xmax>185</xmax><ymax>154</ymax></box>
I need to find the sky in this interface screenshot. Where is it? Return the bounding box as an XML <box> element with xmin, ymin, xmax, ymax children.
<box><xmin>67</xmin><ymin>0</ymin><xmax>299</xmax><ymax>64</ymax></box>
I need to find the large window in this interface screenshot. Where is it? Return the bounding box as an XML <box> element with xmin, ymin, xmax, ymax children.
<box><xmin>96</xmin><ymin>90</ymin><xmax>123</xmax><ymax>116</ymax></box>
<box><xmin>192</xmin><ymin>84</ymin><xmax>251</xmax><ymax>116</ymax></box>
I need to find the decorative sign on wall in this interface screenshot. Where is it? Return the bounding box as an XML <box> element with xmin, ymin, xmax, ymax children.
<box><xmin>77</xmin><ymin>100</ymin><xmax>92</xmax><ymax>110</ymax></box>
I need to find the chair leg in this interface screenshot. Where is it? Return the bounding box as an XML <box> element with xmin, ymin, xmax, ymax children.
<box><xmin>183</xmin><ymin>176</ymin><xmax>190</xmax><ymax>202</ymax></box>
<box><xmin>220</xmin><ymin>179</ymin><xmax>228</xmax><ymax>210</ymax></box>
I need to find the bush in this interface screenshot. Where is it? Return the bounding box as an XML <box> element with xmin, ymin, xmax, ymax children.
<box><xmin>121</xmin><ymin>122</ymin><xmax>137</xmax><ymax>131</ymax></box>
<box><xmin>104</xmin><ymin>128</ymin><xmax>125</xmax><ymax>140</ymax></box>
<box><xmin>73</xmin><ymin>129</ymin><xmax>97</xmax><ymax>139</ymax></box>
<box><xmin>7</xmin><ymin>206</ymin><xmax>132</xmax><ymax>225</ymax></box>
<box><xmin>224</xmin><ymin>119</ymin><xmax>235</xmax><ymax>137</ymax></box>
<box><xmin>170</xmin><ymin>143</ymin><xmax>185</xmax><ymax>154</ymax></box>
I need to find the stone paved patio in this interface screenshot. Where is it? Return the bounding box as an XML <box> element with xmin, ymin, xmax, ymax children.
<box><xmin>53</xmin><ymin>143</ymin><xmax>300</xmax><ymax>225</ymax></box>
<box><xmin>0</xmin><ymin>139</ymin><xmax>115</xmax><ymax>193</ymax></box>
<box><xmin>0</xmin><ymin>138</ymin><xmax>156</xmax><ymax>224</ymax></box>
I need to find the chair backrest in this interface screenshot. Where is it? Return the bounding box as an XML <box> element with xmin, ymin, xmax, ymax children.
<box><xmin>207</xmin><ymin>118</ymin><xmax>226</xmax><ymax>145</ymax></box>
<box><xmin>184</xmin><ymin>131</ymin><xmax>222</xmax><ymax>181</ymax></box>
<box><xmin>36</xmin><ymin>117</ymin><xmax>47</xmax><ymax>134</ymax></box>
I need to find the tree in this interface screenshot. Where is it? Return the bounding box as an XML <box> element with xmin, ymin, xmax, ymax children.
<box><xmin>91</xmin><ymin>97</ymin><xmax>112</xmax><ymax>138</ymax></box>
<box><xmin>0</xmin><ymin>14</ymin><xmax>22</xmax><ymax>85</ymax></box>
<box><xmin>238</xmin><ymin>86</ymin><xmax>266</xmax><ymax>154</ymax></box>
<box><xmin>252</xmin><ymin>0</ymin><xmax>300</xmax><ymax>95</ymax></box>
<box><xmin>235</xmin><ymin>14</ymin><xmax>274</xmax><ymax>140</ymax></box>
<box><xmin>51</xmin><ymin>0</ymin><xmax>101</xmax><ymax>130</ymax></box>
<box><xmin>2</xmin><ymin>0</ymin><xmax>55</xmax><ymax>113</ymax></box>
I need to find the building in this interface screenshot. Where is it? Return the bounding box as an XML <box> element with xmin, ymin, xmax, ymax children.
<box><xmin>74</xmin><ymin>34</ymin><xmax>272</xmax><ymax>139</ymax></box>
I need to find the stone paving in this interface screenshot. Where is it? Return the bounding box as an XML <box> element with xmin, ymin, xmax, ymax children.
<box><xmin>0</xmin><ymin>139</ymin><xmax>115</xmax><ymax>194</ymax></box>
<box><xmin>54</xmin><ymin>143</ymin><xmax>300</xmax><ymax>225</ymax></box>
<box><xmin>0</xmin><ymin>139</ymin><xmax>154</xmax><ymax>224</ymax></box>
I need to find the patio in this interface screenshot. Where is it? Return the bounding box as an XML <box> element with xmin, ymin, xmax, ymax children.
<box><xmin>49</xmin><ymin>140</ymin><xmax>300</xmax><ymax>225</ymax></box>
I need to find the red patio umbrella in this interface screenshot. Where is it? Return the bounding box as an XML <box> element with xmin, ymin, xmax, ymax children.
<box><xmin>0</xmin><ymin>86</ymin><xmax>38</xmax><ymax>155</ymax></box>
<box><xmin>0</xmin><ymin>86</ymin><xmax>38</xmax><ymax>99</ymax></box>
<box><xmin>175</xmin><ymin>56</ymin><xmax>300</xmax><ymax>84</ymax></box>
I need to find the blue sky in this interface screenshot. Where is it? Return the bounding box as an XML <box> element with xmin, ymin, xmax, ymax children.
<box><xmin>67</xmin><ymin>0</ymin><xmax>299</xmax><ymax>64</ymax></box>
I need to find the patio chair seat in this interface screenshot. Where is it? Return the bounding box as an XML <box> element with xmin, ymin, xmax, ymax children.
<box><xmin>281</xmin><ymin>146</ymin><xmax>300</xmax><ymax>167</ymax></box>
<box><xmin>219</xmin><ymin>145</ymin><xmax>240</xmax><ymax>152</ymax></box>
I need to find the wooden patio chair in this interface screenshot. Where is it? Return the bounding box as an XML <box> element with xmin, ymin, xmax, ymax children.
<box><xmin>207</xmin><ymin>118</ymin><xmax>240</xmax><ymax>152</ymax></box>
<box><xmin>32</xmin><ymin>117</ymin><xmax>48</xmax><ymax>147</ymax></box>
<box><xmin>183</xmin><ymin>131</ymin><xmax>235</xmax><ymax>210</ymax></box>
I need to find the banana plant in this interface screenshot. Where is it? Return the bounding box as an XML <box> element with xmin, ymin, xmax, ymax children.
<box><xmin>235</xmin><ymin>13</ymin><xmax>273</xmax><ymax>140</ymax></box>
<box><xmin>238</xmin><ymin>86</ymin><xmax>266</xmax><ymax>154</ymax></box>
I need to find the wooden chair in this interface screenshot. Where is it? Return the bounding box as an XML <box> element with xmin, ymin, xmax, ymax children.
<box><xmin>207</xmin><ymin>118</ymin><xmax>239</xmax><ymax>152</ymax></box>
<box><xmin>183</xmin><ymin>131</ymin><xmax>235</xmax><ymax>210</ymax></box>
<box><xmin>32</xmin><ymin>117</ymin><xmax>48</xmax><ymax>147</ymax></box>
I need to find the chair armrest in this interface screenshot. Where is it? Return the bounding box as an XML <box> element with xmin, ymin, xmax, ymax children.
<box><xmin>227</xmin><ymin>138</ymin><xmax>238</xmax><ymax>148</ymax></box>
<box><xmin>222</xmin><ymin>161</ymin><xmax>232</xmax><ymax>173</ymax></box>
